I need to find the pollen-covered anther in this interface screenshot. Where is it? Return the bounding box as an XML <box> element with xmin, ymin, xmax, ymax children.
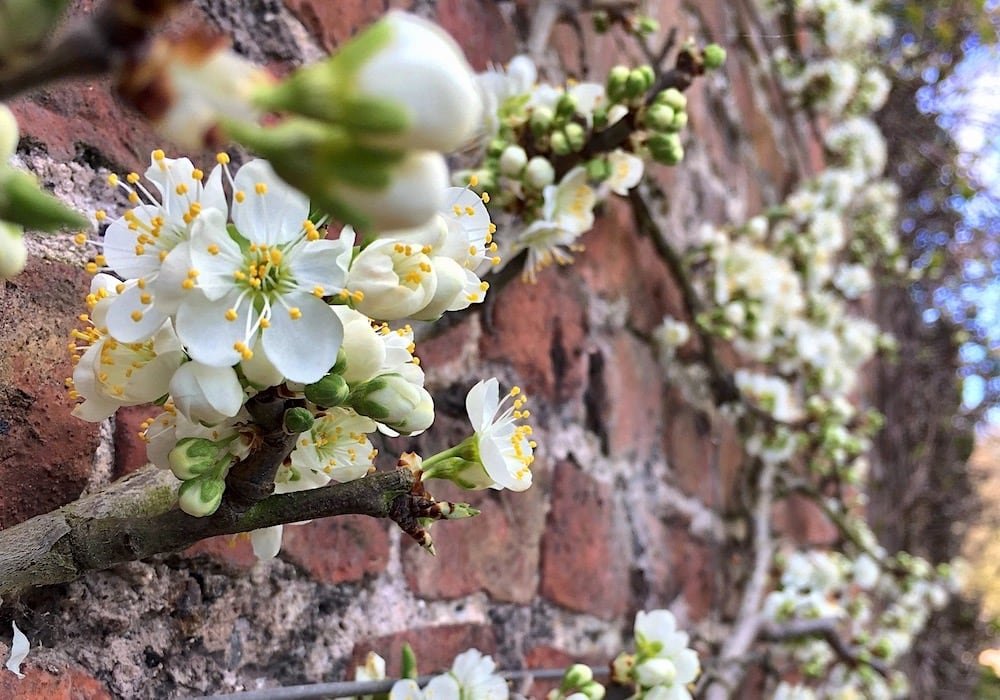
<box><xmin>312</xmin><ymin>285</ymin><xmax>325</xmax><ymax>297</ymax></box>
<box><xmin>233</xmin><ymin>341</ymin><xmax>253</xmax><ymax>360</ymax></box>
<box><xmin>216</xmin><ymin>152</ymin><xmax>230</xmax><ymax>165</ymax></box>
<box><xmin>224</xmin><ymin>308</ymin><xmax>238</xmax><ymax>321</ymax></box>
<box><xmin>130</xmin><ymin>310</ymin><xmax>143</xmax><ymax>322</ymax></box>
<box><xmin>207</xmin><ymin>244</ymin><xmax>220</xmax><ymax>255</ymax></box>
<box><xmin>481</xmin><ymin>192</ymin><xmax>490</xmax><ymax>204</ymax></box>
<box><xmin>469</xmin><ymin>174</ymin><xmax>479</xmax><ymax>187</ymax></box>
<box><xmin>288</xmin><ymin>307</ymin><xmax>302</xmax><ymax>320</ymax></box>
<box><xmin>254</xmin><ymin>182</ymin><xmax>268</xmax><ymax>195</ymax></box>
<box><xmin>235</xmin><ymin>190</ymin><xmax>246</xmax><ymax>203</ymax></box>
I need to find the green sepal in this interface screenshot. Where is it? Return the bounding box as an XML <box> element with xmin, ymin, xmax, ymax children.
<box><xmin>400</xmin><ymin>643</ymin><xmax>418</xmax><ymax>680</ymax></box>
<box><xmin>0</xmin><ymin>168</ymin><xmax>88</xmax><ymax>231</ymax></box>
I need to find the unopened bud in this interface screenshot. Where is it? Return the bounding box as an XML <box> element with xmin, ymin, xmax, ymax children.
<box><xmin>670</xmin><ymin>110</ymin><xmax>688</xmax><ymax>131</ymax></box>
<box><xmin>562</xmin><ymin>664</ymin><xmax>593</xmax><ymax>689</ymax></box>
<box><xmin>0</xmin><ymin>104</ymin><xmax>18</xmax><ymax>159</ymax></box>
<box><xmin>177</xmin><ymin>475</ymin><xmax>225</xmax><ymax>517</ymax></box>
<box><xmin>349</xmin><ymin>374</ymin><xmax>434</xmax><ymax>434</ymax></box>
<box><xmin>0</xmin><ymin>168</ymin><xmax>88</xmax><ymax>231</ymax></box>
<box><xmin>647</xmin><ymin>132</ymin><xmax>684</xmax><ymax>165</ymax></box>
<box><xmin>305</xmin><ymin>372</ymin><xmax>350</xmax><ymax>408</ymax></box>
<box><xmin>610</xmin><ymin>652</ymin><xmax>635</xmax><ymax>685</ymax></box>
<box><xmin>606</xmin><ymin>65</ymin><xmax>631</xmax><ymax>102</ymax></box>
<box><xmin>524</xmin><ymin>156</ymin><xmax>555</xmax><ymax>188</ymax></box>
<box><xmin>283</xmin><ymin>406</ymin><xmax>315</xmax><ymax>433</ymax></box>
<box><xmin>586</xmin><ymin>158</ymin><xmax>611</xmax><ymax>181</ymax></box>
<box><xmin>530</xmin><ymin>106</ymin><xmax>554</xmax><ymax>136</ymax></box>
<box><xmin>549</xmin><ymin>131</ymin><xmax>570</xmax><ymax>155</ymax></box>
<box><xmin>636</xmin><ymin>16</ymin><xmax>660</xmax><ymax>35</ymax></box>
<box><xmin>625</xmin><ymin>69</ymin><xmax>647</xmax><ymax>99</ymax></box>
<box><xmin>499</xmin><ymin>145</ymin><xmax>528</xmax><ymax>176</ymax></box>
<box><xmin>564</xmin><ymin>123</ymin><xmax>586</xmax><ymax>151</ymax></box>
<box><xmin>168</xmin><ymin>437</ymin><xmax>224</xmax><ymax>481</ymax></box>
<box><xmin>655</xmin><ymin>87</ymin><xmax>687</xmax><ymax>112</ymax></box>
<box><xmin>0</xmin><ymin>221</ymin><xmax>26</xmax><ymax>279</ymax></box>
<box><xmin>644</xmin><ymin>103</ymin><xmax>675</xmax><ymax>131</ymax></box>
<box><xmin>580</xmin><ymin>681</ymin><xmax>605</xmax><ymax>700</ymax></box>
<box><xmin>555</xmin><ymin>93</ymin><xmax>577</xmax><ymax>120</ymax></box>
<box><xmin>703</xmin><ymin>43</ymin><xmax>727</xmax><ymax>69</ymax></box>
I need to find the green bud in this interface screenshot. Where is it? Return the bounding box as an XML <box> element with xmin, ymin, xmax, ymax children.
<box><xmin>564</xmin><ymin>122</ymin><xmax>586</xmax><ymax>151</ymax></box>
<box><xmin>637</xmin><ymin>65</ymin><xmax>655</xmax><ymax>90</ymax></box>
<box><xmin>670</xmin><ymin>110</ymin><xmax>689</xmax><ymax>131</ymax></box>
<box><xmin>586</xmin><ymin>158</ymin><xmax>611</xmax><ymax>181</ymax></box>
<box><xmin>331</xmin><ymin>346</ymin><xmax>348</xmax><ymax>374</ymax></box>
<box><xmin>0</xmin><ymin>105</ymin><xmax>18</xmax><ymax>160</ymax></box>
<box><xmin>647</xmin><ymin>132</ymin><xmax>684</xmax><ymax>165</ymax></box>
<box><xmin>606</xmin><ymin>65</ymin><xmax>631</xmax><ymax>102</ymax></box>
<box><xmin>625</xmin><ymin>69</ymin><xmax>647</xmax><ymax>99</ymax></box>
<box><xmin>178</xmin><ymin>475</ymin><xmax>225</xmax><ymax>517</ymax></box>
<box><xmin>562</xmin><ymin>664</ymin><xmax>593</xmax><ymax>689</ymax></box>
<box><xmin>348</xmin><ymin>374</ymin><xmax>434</xmax><ymax>434</ymax></box>
<box><xmin>499</xmin><ymin>145</ymin><xmax>528</xmax><ymax>176</ymax></box>
<box><xmin>435</xmin><ymin>502</ymin><xmax>480</xmax><ymax>519</ymax></box>
<box><xmin>555</xmin><ymin>93</ymin><xmax>577</xmax><ymax>120</ymax></box>
<box><xmin>591</xmin><ymin>106</ymin><xmax>608</xmax><ymax>129</ymax></box>
<box><xmin>703</xmin><ymin>43</ymin><xmax>727</xmax><ymax>69</ymax></box>
<box><xmin>580</xmin><ymin>681</ymin><xmax>605</xmax><ymax>700</ymax></box>
<box><xmin>530</xmin><ymin>106</ymin><xmax>554</xmax><ymax>136</ymax></box>
<box><xmin>487</xmin><ymin>138</ymin><xmax>507</xmax><ymax>158</ymax></box>
<box><xmin>592</xmin><ymin>11</ymin><xmax>610</xmax><ymax>33</ymax></box>
<box><xmin>0</xmin><ymin>0</ymin><xmax>72</xmax><ymax>61</ymax></box>
<box><xmin>401</xmin><ymin>643</ymin><xmax>418</xmax><ymax>679</ymax></box>
<box><xmin>168</xmin><ymin>437</ymin><xmax>224</xmax><ymax>481</ymax></box>
<box><xmin>644</xmin><ymin>103</ymin><xmax>676</xmax><ymax>131</ymax></box>
<box><xmin>0</xmin><ymin>220</ymin><xmax>26</xmax><ymax>279</ymax></box>
<box><xmin>305</xmin><ymin>372</ymin><xmax>350</xmax><ymax>408</ymax></box>
<box><xmin>283</xmin><ymin>406</ymin><xmax>315</xmax><ymax>433</ymax></box>
<box><xmin>524</xmin><ymin>156</ymin><xmax>555</xmax><ymax>188</ymax></box>
<box><xmin>0</xmin><ymin>168</ymin><xmax>89</xmax><ymax>231</ymax></box>
<box><xmin>656</xmin><ymin>87</ymin><xmax>687</xmax><ymax>112</ymax></box>
<box><xmin>550</xmin><ymin>131</ymin><xmax>571</xmax><ymax>155</ymax></box>
<box><xmin>636</xmin><ymin>16</ymin><xmax>660</xmax><ymax>35</ymax></box>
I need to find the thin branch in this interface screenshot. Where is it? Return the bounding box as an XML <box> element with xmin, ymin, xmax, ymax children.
<box><xmin>703</xmin><ymin>459</ymin><xmax>777</xmax><ymax>699</ymax></box>
<box><xmin>0</xmin><ymin>466</ymin><xmax>420</xmax><ymax>598</ymax></box>
<box><xmin>760</xmin><ymin>618</ymin><xmax>890</xmax><ymax>677</ymax></box>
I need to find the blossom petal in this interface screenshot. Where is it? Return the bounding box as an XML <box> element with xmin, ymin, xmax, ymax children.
<box><xmin>465</xmin><ymin>377</ymin><xmax>498</xmax><ymax>431</ymax></box>
<box><xmin>176</xmin><ymin>289</ymin><xmax>247</xmax><ymax>367</ymax></box>
<box><xmin>105</xmin><ymin>284</ymin><xmax>169</xmax><ymax>343</ymax></box>
<box><xmin>232</xmin><ymin>159</ymin><xmax>308</xmax><ymax>246</ymax></box>
<box><xmin>250</xmin><ymin>525</ymin><xmax>283</xmax><ymax>559</ymax></box>
<box><xmin>5</xmin><ymin>621</ymin><xmax>28</xmax><ymax>679</ymax></box>
<box><xmin>261</xmin><ymin>292</ymin><xmax>343</xmax><ymax>383</ymax></box>
<box><xmin>189</xmin><ymin>208</ymin><xmax>243</xmax><ymax>302</ymax></box>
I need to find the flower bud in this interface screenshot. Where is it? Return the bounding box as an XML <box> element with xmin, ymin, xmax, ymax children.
<box><xmin>499</xmin><ymin>145</ymin><xmax>528</xmax><ymax>176</ymax></box>
<box><xmin>670</xmin><ymin>110</ymin><xmax>688</xmax><ymax>131</ymax></box>
<box><xmin>305</xmin><ymin>372</ymin><xmax>351</xmax><ymax>408</ymax></box>
<box><xmin>586</xmin><ymin>157</ymin><xmax>611</xmax><ymax>181</ymax></box>
<box><xmin>257</xmin><ymin>12</ymin><xmax>481</xmax><ymax>152</ymax></box>
<box><xmin>655</xmin><ymin>87</ymin><xmax>687</xmax><ymax>112</ymax></box>
<box><xmin>610</xmin><ymin>653</ymin><xmax>635</xmax><ymax>685</ymax></box>
<box><xmin>168</xmin><ymin>437</ymin><xmax>226</xmax><ymax>480</ymax></box>
<box><xmin>349</xmin><ymin>374</ymin><xmax>435</xmax><ymax>434</ymax></box>
<box><xmin>0</xmin><ymin>104</ymin><xmax>18</xmax><ymax>160</ymax></box>
<box><xmin>647</xmin><ymin>132</ymin><xmax>684</xmax><ymax>165</ymax></box>
<box><xmin>580</xmin><ymin>681</ymin><xmax>605</xmax><ymax>700</ymax></box>
<box><xmin>0</xmin><ymin>167</ymin><xmax>88</xmax><ymax>231</ymax></box>
<box><xmin>283</xmin><ymin>406</ymin><xmax>315</xmax><ymax>433</ymax></box>
<box><xmin>635</xmin><ymin>657</ymin><xmax>677</xmax><ymax>687</ymax></box>
<box><xmin>555</xmin><ymin>93</ymin><xmax>577</xmax><ymax>120</ymax></box>
<box><xmin>592</xmin><ymin>11</ymin><xmax>610</xmax><ymax>33</ymax></box>
<box><xmin>564</xmin><ymin>123</ymin><xmax>586</xmax><ymax>151</ymax></box>
<box><xmin>636</xmin><ymin>16</ymin><xmax>660</xmax><ymax>35</ymax></box>
<box><xmin>178</xmin><ymin>474</ymin><xmax>225</xmax><ymax>517</ymax></box>
<box><xmin>625</xmin><ymin>69</ymin><xmax>647</xmax><ymax>99</ymax></box>
<box><xmin>562</xmin><ymin>664</ymin><xmax>593</xmax><ymax>689</ymax></box>
<box><xmin>550</xmin><ymin>130</ymin><xmax>571</xmax><ymax>155</ymax></box>
<box><xmin>524</xmin><ymin>156</ymin><xmax>555</xmax><ymax>188</ymax></box>
<box><xmin>703</xmin><ymin>43</ymin><xmax>727</xmax><ymax>69</ymax></box>
<box><xmin>530</xmin><ymin>106</ymin><xmax>554</xmax><ymax>136</ymax></box>
<box><xmin>644</xmin><ymin>103</ymin><xmax>675</xmax><ymax>131</ymax></box>
<box><xmin>606</xmin><ymin>65</ymin><xmax>630</xmax><ymax>102</ymax></box>
<box><xmin>0</xmin><ymin>220</ymin><xmax>26</xmax><ymax>279</ymax></box>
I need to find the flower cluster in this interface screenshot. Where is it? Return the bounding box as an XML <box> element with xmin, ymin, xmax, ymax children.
<box><xmin>353</xmin><ymin>649</ymin><xmax>510</xmax><ymax>700</ymax></box>
<box><xmin>612</xmin><ymin>609</ymin><xmax>701</xmax><ymax>699</ymax></box>
<box><xmin>458</xmin><ymin>47</ymin><xmax>722</xmax><ymax>281</ymax></box>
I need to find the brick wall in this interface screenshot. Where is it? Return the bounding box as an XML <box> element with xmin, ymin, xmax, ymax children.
<box><xmin>0</xmin><ymin>1</ymin><xmax>831</xmax><ymax>697</ymax></box>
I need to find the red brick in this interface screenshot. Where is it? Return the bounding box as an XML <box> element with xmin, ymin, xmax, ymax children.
<box><xmin>113</xmin><ymin>405</ymin><xmax>155</xmax><ymax>478</ymax></box>
<box><xmin>601</xmin><ymin>333</ymin><xmax>664</xmax><ymax>462</ymax></box>
<box><xmin>280</xmin><ymin>515</ymin><xmax>390</xmax><ymax>584</ymax></box>
<box><xmin>771</xmin><ymin>493</ymin><xmax>838</xmax><ymax>546</ymax></box>
<box><xmin>0</xmin><ymin>260</ymin><xmax>101</xmax><ymax>529</ymax></box>
<box><xmin>434</xmin><ymin>0</ymin><xmax>517</xmax><ymax>71</ymax></box>
<box><xmin>414</xmin><ymin>318</ymin><xmax>478</xmax><ymax>388</ymax></box>
<box><xmin>402</xmin><ymin>476</ymin><xmax>547</xmax><ymax>603</ymax></box>
<box><xmin>0</xmin><ymin>665</ymin><xmax>110</xmax><ymax>700</ymax></box>
<box><xmin>663</xmin><ymin>391</ymin><xmax>742</xmax><ymax>509</ymax></box>
<box><xmin>480</xmin><ymin>269</ymin><xmax>588</xmax><ymax>402</ymax></box>
<box><xmin>350</xmin><ymin>623</ymin><xmax>497</xmax><ymax>677</ymax></box>
<box><xmin>539</xmin><ymin>461</ymin><xmax>631</xmax><ymax>620</ymax></box>
<box><xmin>283</xmin><ymin>0</ymin><xmax>414</xmax><ymax>51</ymax></box>
<box><xmin>184</xmin><ymin>533</ymin><xmax>258</xmax><ymax>569</ymax></box>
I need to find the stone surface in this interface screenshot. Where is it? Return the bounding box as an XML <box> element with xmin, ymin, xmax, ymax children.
<box><xmin>350</xmin><ymin>624</ymin><xmax>497</xmax><ymax>677</ymax></box>
<box><xmin>281</xmin><ymin>515</ymin><xmax>391</xmax><ymax>584</ymax></box>
<box><xmin>283</xmin><ymin>0</ymin><xmax>413</xmax><ymax>50</ymax></box>
<box><xmin>0</xmin><ymin>260</ymin><xmax>101</xmax><ymax>529</ymax></box>
<box><xmin>539</xmin><ymin>461</ymin><xmax>631</xmax><ymax>620</ymax></box>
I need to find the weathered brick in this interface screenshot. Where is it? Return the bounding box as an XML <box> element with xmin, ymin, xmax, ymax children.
<box><xmin>480</xmin><ymin>270</ymin><xmax>588</xmax><ymax>402</ymax></box>
<box><xmin>280</xmin><ymin>515</ymin><xmax>390</xmax><ymax>584</ymax></box>
<box><xmin>600</xmin><ymin>333</ymin><xmax>664</xmax><ymax>462</ymax></box>
<box><xmin>283</xmin><ymin>0</ymin><xmax>413</xmax><ymax>51</ymax></box>
<box><xmin>0</xmin><ymin>260</ymin><xmax>100</xmax><ymax>529</ymax></box>
<box><xmin>540</xmin><ymin>461</ymin><xmax>631</xmax><ymax>620</ymax></box>
<box><xmin>772</xmin><ymin>493</ymin><xmax>838</xmax><ymax>546</ymax></box>
<box><xmin>350</xmin><ymin>623</ymin><xmax>497</xmax><ymax>677</ymax></box>
<box><xmin>402</xmin><ymin>476</ymin><xmax>547</xmax><ymax>603</ymax></box>
<box><xmin>434</xmin><ymin>0</ymin><xmax>518</xmax><ymax>70</ymax></box>
<box><xmin>0</xmin><ymin>665</ymin><xmax>111</xmax><ymax>700</ymax></box>
<box><xmin>183</xmin><ymin>533</ymin><xmax>258</xmax><ymax>569</ymax></box>
<box><xmin>113</xmin><ymin>405</ymin><xmax>154</xmax><ymax>478</ymax></box>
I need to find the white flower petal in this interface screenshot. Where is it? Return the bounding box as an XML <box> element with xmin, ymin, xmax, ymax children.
<box><xmin>232</xmin><ymin>159</ymin><xmax>309</xmax><ymax>246</ymax></box>
<box><xmin>250</xmin><ymin>525</ymin><xmax>283</xmax><ymax>559</ymax></box>
<box><xmin>105</xmin><ymin>284</ymin><xmax>169</xmax><ymax>343</ymax></box>
<box><xmin>5</xmin><ymin>621</ymin><xmax>28</xmax><ymax>679</ymax></box>
<box><xmin>261</xmin><ymin>292</ymin><xmax>342</xmax><ymax>383</ymax></box>
<box><xmin>465</xmin><ymin>377</ymin><xmax>498</xmax><ymax>431</ymax></box>
<box><xmin>176</xmin><ymin>290</ymin><xmax>247</xmax><ymax>367</ymax></box>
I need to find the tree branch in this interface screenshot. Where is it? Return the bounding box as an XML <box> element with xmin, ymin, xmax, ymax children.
<box><xmin>760</xmin><ymin>618</ymin><xmax>890</xmax><ymax>677</ymax></box>
<box><xmin>0</xmin><ymin>465</ymin><xmax>418</xmax><ymax>598</ymax></box>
